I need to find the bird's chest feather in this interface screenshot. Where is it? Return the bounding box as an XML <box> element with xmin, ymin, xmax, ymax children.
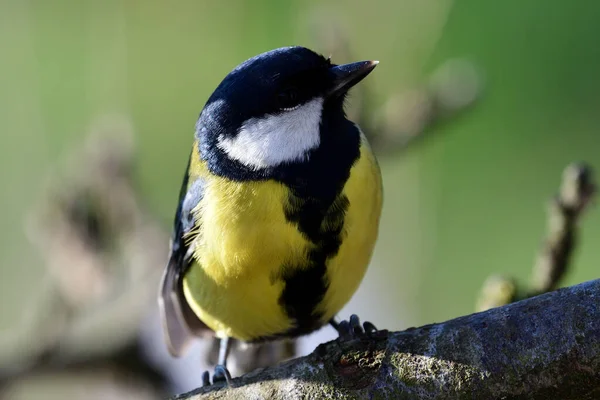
<box><xmin>183</xmin><ymin>141</ymin><xmax>382</xmax><ymax>340</ymax></box>
<box><xmin>194</xmin><ymin>178</ymin><xmax>311</xmax><ymax>282</ymax></box>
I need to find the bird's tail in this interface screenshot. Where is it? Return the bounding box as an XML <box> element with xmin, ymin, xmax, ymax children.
<box><xmin>158</xmin><ymin>255</ymin><xmax>212</xmax><ymax>357</ymax></box>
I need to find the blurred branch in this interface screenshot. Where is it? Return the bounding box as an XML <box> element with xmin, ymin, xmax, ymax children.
<box><xmin>308</xmin><ymin>13</ymin><xmax>485</xmax><ymax>155</ymax></box>
<box><xmin>1</xmin><ymin>116</ymin><xmax>168</xmax><ymax>399</ymax></box>
<box><xmin>530</xmin><ymin>163</ymin><xmax>596</xmax><ymax>294</ymax></box>
<box><xmin>175</xmin><ymin>278</ymin><xmax>600</xmax><ymax>400</ymax></box>
<box><xmin>477</xmin><ymin>162</ymin><xmax>596</xmax><ymax>311</ymax></box>
<box><xmin>369</xmin><ymin>58</ymin><xmax>483</xmax><ymax>155</ymax></box>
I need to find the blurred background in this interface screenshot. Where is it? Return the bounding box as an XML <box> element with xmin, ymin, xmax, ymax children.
<box><xmin>1</xmin><ymin>0</ymin><xmax>600</xmax><ymax>398</ymax></box>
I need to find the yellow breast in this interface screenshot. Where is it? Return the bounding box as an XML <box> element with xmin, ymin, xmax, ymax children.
<box><xmin>183</xmin><ymin>136</ymin><xmax>382</xmax><ymax>341</ymax></box>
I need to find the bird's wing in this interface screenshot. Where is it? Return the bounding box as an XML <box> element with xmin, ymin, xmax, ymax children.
<box><xmin>158</xmin><ymin>151</ymin><xmax>211</xmax><ymax>357</ymax></box>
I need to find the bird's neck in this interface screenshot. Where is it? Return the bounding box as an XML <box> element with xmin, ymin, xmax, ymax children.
<box><xmin>276</xmin><ymin>113</ymin><xmax>361</xmax><ymax>201</ymax></box>
<box><xmin>199</xmin><ymin>111</ymin><xmax>361</xmax><ymax>201</ymax></box>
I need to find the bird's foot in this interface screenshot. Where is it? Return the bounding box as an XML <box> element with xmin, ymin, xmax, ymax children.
<box><xmin>201</xmin><ymin>364</ymin><xmax>233</xmax><ymax>387</ymax></box>
<box><xmin>331</xmin><ymin>314</ymin><xmax>378</xmax><ymax>341</ymax></box>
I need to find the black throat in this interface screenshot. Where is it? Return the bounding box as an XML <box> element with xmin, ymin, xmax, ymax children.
<box><xmin>199</xmin><ymin>99</ymin><xmax>361</xmax><ymax>191</ymax></box>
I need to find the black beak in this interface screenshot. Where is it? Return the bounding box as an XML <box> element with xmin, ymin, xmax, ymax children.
<box><xmin>327</xmin><ymin>60</ymin><xmax>378</xmax><ymax>97</ymax></box>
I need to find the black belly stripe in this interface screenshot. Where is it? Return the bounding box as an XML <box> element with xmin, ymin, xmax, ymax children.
<box><xmin>276</xmin><ymin>192</ymin><xmax>350</xmax><ymax>337</ymax></box>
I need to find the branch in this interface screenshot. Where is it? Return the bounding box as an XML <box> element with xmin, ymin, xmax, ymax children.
<box><xmin>531</xmin><ymin>163</ymin><xmax>596</xmax><ymax>294</ymax></box>
<box><xmin>174</xmin><ymin>278</ymin><xmax>600</xmax><ymax>399</ymax></box>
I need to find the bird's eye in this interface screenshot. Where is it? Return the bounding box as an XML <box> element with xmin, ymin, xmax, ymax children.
<box><xmin>277</xmin><ymin>87</ymin><xmax>299</xmax><ymax>110</ymax></box>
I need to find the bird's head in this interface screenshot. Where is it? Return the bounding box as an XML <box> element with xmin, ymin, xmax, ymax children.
<box><xmin>196</xmin><ymin>46</ymin><xmax>377</xmax><ymax>179</ymax></box>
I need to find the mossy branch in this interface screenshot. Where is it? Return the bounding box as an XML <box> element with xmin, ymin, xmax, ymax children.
<box><xmin>174</xmin><ymin>278</ymin><xmax>600</xmax><ymax>400</ymax></box>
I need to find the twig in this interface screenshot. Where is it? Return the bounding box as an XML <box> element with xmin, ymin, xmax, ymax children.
<box><xmin>530</xmin><ymin>162</ymin><xmax>596</xmax><ymax>294</ymax></box>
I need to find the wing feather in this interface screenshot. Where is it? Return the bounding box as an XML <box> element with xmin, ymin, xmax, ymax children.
<box><xmin>158</xmin><ymin>255</ymin><xmax>194</xmax><ymax>356</ymax></box>
<box><xmin>158</xmin><ymin>152</ymin><xmax>211</xmax><ymax>357</ymax></box>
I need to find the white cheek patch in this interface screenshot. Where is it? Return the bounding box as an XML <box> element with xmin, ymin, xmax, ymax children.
<box><xmin>217</xmin><ymin>97</ymin><xmax>323</xmax><ymax>169</ymax></box>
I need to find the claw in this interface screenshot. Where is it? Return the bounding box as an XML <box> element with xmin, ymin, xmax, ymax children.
<box><xmin>363</xmin><ymin>321</ymin><xmax>378</xmax><ymax>334</ymax></box>
<box><xmin>201</xmin><ymin>365</ymin><xmax>233</xmax><ymax>387</ymax></box>
<box><xmin>201</xmin><ymin>336</ymin><xmax>233</xmax><ymax>387</ymax></box>
<box><xmin>201</xmin><ymin>371</ymin><xmax>211</xmax><ymax>387</ymax></box>
<box><xmin>331</xmin><ymin>314</ymin><xmax>378</xmax><ymax>341</ymax></box>
<box><xmin>337</xmin><ymin>319</ymin><xmax>352</xmax><ymax>341</ymax></box>
<box><xmin>213</xmin><ymin>364</ymin><xmax>233</xmax><ymax>386</ymax></box>
<box><xmin>349</xmin><ymin>314</ymin><xmax>363</xmax><ymax>335</ymax></box>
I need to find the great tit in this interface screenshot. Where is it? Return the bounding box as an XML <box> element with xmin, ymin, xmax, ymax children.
<box><xmin>159</xmin><ymin>46</ymin><xmax>383</xmax><ymax>385</ymax></box>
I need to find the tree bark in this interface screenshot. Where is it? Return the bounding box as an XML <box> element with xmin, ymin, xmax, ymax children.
<box><xmin>174</xmin><ymin>278</ymin><xmax>600</xmax><ymax>400</ymax></box>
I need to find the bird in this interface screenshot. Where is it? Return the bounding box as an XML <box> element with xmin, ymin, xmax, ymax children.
<box><xmin>158</xmin><ymin>46</ymin><xmax>383</xmax><ymax>385</ymax></box>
